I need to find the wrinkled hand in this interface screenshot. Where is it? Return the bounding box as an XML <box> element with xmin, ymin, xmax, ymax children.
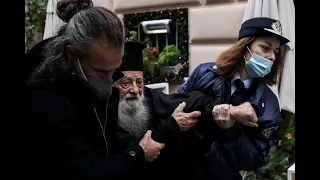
<box><xmin>212</xmin><ymin>104</ymin><xmax>235</xmax><ymax>129</ymax></box>
<box><xmin>139</xmin><ymin>130</ymin><xmax>165</xmax><ymax>162</ymax></box>
<box><xmin>172</xmin><ymin>102</ymin><xmax>201</xmax><ymax>131</ymax></box>
<box><xmin>229</xmin><ymin>102</ymin><xmax>258</xmax><ymax>127</ymax></box>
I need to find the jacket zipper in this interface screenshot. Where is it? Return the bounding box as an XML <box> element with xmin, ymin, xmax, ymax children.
<box><xmin>220</xmin><ymin>79</ymin><xmax>224</xmax><ymax>104</ymax></box>
<box><xmin>205</xmin><ymin>77</ymin><xmax>226</xmax><ymax>156</ymax></box>
<box><xmin>93</xmin><ymin>98</ymin><xmax>109</xmax><ymax>157</ymax></box>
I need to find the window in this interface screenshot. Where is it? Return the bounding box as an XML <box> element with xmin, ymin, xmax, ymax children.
<box><xmin>124</xmin><ymin>8</ymin><xmax>189</xmax><ymax>84</ymax></box>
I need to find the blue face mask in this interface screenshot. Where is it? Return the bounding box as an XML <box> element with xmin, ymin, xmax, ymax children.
<box><xmin>245</xmin><ymin>46</ymin><xmax>273</xmax><ymax>78</ymax></box>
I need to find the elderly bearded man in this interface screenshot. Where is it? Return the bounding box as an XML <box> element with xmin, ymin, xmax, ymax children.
<box><xmin>113</xmin><ymin>42</ymin><xmax>222</xmax><ymax>180</ymax></box>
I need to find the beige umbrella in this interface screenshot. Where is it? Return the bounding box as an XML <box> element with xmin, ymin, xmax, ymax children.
<box><xmin>242</xmin><ymin>0</ymin><xmax>295</xmax><ymax>114</ymax></box>
<box><xmin>43</xmin><ymin>0</ymin><xmax>65</xmax><ymax>40</ymax></box>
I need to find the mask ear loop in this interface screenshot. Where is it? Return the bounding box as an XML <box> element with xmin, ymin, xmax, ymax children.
<box><xmin>246</xmin><ymin>46</ymin><xmax>253</xmax><ymax>55</ymax></box>
<box><xmin>77</xmin><ymin>57</ymin><xmax>88</xmax><ymax>81</ymax></box>
<box><xmin>244</xmin><ymin>46</ymin><xmax>253</xmax><ymax>61</ymax></box>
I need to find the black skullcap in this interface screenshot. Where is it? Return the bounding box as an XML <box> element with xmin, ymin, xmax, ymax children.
<box><xmin>118</xmin><ymin>41</ymin><xmax>146</xmax><ymax>72</ymax></box>
<box><xmin>112</xmin><ymin>41</ymin><xmax>146</xmax><ymax>81</ymax></box>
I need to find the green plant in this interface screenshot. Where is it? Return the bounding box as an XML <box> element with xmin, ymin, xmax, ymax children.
<box><xmin>25</xmin><ymin>0</ymin><xmax>48</xmax><ymax>51</ymax></box>
<box><xmin>245</xmin><ymin>111</ymin><xmax>295</xmax><ymax>180</ymax></box>
<box><xmin>157</xmin><ymin>45</ymin><xmax>181</xmax><ymax>66</ymax></box>
<box><xmin>281</xmin><ymin>112</ymin><xmax>295</xmax><ymax>159</ymax></box>
<box><xmin>142</xmin><ymin>38</ymin><xmax>158</xmax><ymax>74</ymax></box>
<box><xmin>245</xmin><ymin>146</ymin><xmax>291</xmax><ymax>180</ymax></box>
<box><xmin>128</xmin><ymin>31</ymin><xmax>138</xmax><ymax>42</ymax></box>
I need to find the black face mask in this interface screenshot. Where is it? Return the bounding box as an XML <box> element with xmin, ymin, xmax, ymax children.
<box><xmin>76</xmin><ymin>58</ymin><xmax>113</xmax><ymax>100</ymax></box>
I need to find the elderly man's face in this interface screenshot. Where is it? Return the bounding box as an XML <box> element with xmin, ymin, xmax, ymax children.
<box><xmin>114</xmin><ymin>71</ymin><xmax>149</xmax><ymax>137</ymax></box>
<box><xmin>114</xmin><ymin>71</ymin><xmax>144</xmax><ymax>98</ymax></box>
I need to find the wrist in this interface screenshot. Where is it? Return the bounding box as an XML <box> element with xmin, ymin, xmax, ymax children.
<box><xmin>229</xmin><ymin>104</ymin><xmax>238</xmax><ymax>120</ymax></box>
<box><xmin>219</xmin><ymin>119</ymin><xmax>236</xmax><ymax>129</ymax></box>
<box><xmin>122</xmin><ymin>140</ymin><xmax>146</xmax><ymax>164</ymax></box>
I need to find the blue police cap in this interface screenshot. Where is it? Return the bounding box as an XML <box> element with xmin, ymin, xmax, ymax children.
<box><xmin>238</xmin><ymin>17</ymin><xmax>290</xmax><ymax>45</ymax></box>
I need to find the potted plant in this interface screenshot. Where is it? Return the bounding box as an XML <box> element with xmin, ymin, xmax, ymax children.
<box><xmin>157</xmin><ymin>45</ymin><xmax>184</xmax><ymax>76</ymax></box>
<box><xmin>141</xmin><ymin>37</ymin><xmax>158</xmax><ymax>74</ymax></box>
<box><xmin>143</xmin><ymin>44</ymin><xmax>159</xmax><ymax>74</ymax></box>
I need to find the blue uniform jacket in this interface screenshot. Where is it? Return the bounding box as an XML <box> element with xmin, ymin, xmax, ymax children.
<box><xmin>178</xmin><ymin>62</ymin><xmax>282</xmax><ymax>180</ymax></box>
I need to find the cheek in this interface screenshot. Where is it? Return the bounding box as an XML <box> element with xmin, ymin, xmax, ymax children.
<box><xmin>250</xmin><ymin>46</ymin><xmax>266</xmax><ymax>57</ymax></box>
<box><xmin>116</xmin><ymin>86</ymin><xmax>126</xmax><ymax>95</ymax></box>
<box><xmin>120</xmin><ymin>89</ymin><xmax>130</xmax><ymax>97</ymax></box>
<box><xmin>80</xmin><ymin>63</ymin><xmax>94</xmax><ymax>77</ymax></box>
<box><xmin>120</xmin><ymin>88</ymin><xmax>130</xmax><ymax>97</ymax></box>
<box><xmin>244</xmin><ymin>51</ymin><xmax>251</xmax><ymax>61</ymax></box>
<box><xmin>138</xmin><ymin>88</ymin><xmax>143</xmax><ymax>96</ymax></box>
<box><xmin>106</xmin><ymin>71</ymin><xmax>114</xmax><ymax>81</ymax></box>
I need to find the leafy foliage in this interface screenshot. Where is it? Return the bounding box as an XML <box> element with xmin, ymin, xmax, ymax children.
<box><xmin>245</xmin><ymin>111</ymin><xmax>295</xmax><ymax>180</ymax></box>
<box><xmin>25</xmin><ymin>0</ymin><xmax>48</xmax><ymax>51</ymax></box>
<box><xmin>158</xmin><ymin>45</ymin><xmax>181</xmax><ymax>66</ymax></box>
<box><xmin>142</xmin><ymin>37</ymin><xmax>159</xmax><ymax>74</ymax></box>
<box><xmin>127</xmin><ymin>31</ymin><xmax>138</xmax><ymax>42</ymax></box>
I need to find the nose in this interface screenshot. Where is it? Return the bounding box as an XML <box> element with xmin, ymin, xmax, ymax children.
<box><xmin>268</xmin><ymin>52</ymin><xmax>276</xmax><ymax>62</ymax></box>
<box><xmin>107</xmin><ymin>71</ymin><xmax>115</xmax><ymax>81</ymax></box>
<box><xmin>129</xmin><ymin>82</ymin><xmax>139</xmax><ymax>94</ymax></box>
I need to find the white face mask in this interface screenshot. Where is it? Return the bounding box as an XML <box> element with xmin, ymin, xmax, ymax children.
<box><xmin>77</xmin><ymin>58</ymin><xmax>113</xmax><ymax>100</ymax></box>
<box><xmin>244</xmin><ymin>46</ymin><xmax>273</xmax><ymax>78</ymax></box>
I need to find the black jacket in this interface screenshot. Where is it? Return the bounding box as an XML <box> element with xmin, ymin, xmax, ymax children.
<box><xmin>24</xmin><ymin>37</ymin><xmax>54</xmax><ymax>81</ymax></box>
<box><xmin>24</xmin><ymin>39</ymin><xmax>145</xmax><ymax>179</ymax></box>
<box><xmin>117</xmin><ymin>87</ymin><xmax>220</xmax><ymax>180</ymax></box>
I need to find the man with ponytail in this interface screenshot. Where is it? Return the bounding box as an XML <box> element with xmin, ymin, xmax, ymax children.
<box><xmin>24</xmin><ymin>0</ymin><xmax>164</xmax><ymax>179</ymax></box>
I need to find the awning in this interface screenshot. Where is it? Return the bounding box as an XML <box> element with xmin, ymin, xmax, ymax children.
<box><xmin>43</xmin><ymin>0</ymin><xmax>65</xmax><ymax>40</ymax></box>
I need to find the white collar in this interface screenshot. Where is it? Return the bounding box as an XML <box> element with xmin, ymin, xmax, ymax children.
<box><xmin>231</xmin><ymin>73</ymin><xmax>254</xmax><ymax>89</ymax></box>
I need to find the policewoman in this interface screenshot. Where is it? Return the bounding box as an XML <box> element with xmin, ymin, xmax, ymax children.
<box><xmin>177</xmin><ymin>17</ymin><xmax>290</xmax><ymax>180</ymax></box>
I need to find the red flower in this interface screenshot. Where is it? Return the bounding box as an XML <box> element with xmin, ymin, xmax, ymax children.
<box><xmin>149</xmin><ymin>47</ymin><xmax>158</xmax><ymax>53</ymax></box>
<box><xmin>152</xmin><ymin>47</ymin><xmax>157</xmax><ymax>52</ymax></box>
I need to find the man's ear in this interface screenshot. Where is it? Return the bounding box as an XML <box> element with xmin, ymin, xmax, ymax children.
<box><xmin>65</xmin><ymin>44</ymin><xmax>75</xmax><ymax>60</ymax></box>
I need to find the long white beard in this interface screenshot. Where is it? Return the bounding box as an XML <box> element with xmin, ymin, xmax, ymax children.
<box><xmin>118</xmin><ymin>93</ymin><xmax>150</xmax><ymax>138</ymax></box>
